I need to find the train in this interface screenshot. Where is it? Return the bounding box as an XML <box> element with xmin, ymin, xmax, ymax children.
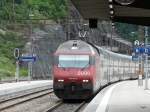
<box><xmin>53</xmin><ymin>40</ymin><xmax>138</xmax><ymax>100</ymax></box>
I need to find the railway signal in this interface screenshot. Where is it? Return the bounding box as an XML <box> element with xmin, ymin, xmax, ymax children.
<box><xmin>14</xmin><ymin>49</ymin><xmax>37</xmax><ymax>82</ymax></box>
<box><xmin>14</xmin><ymin>48</ymin><xmax>20</xmax><ymax>59</ymax></box>
<box><xmin>14</xmin><ymin>48</ymin><xmax>20</xmax><ymax>82</ymax></box>
<box><xmin>134</xmin><ymin>40</ymin><xmax>139</xmax><ymax>46</ymax></box>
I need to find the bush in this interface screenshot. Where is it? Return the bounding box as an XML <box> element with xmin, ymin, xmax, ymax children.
<box><xmin>0</xmin><ymin>31</ymin><xmax>26</xmax><ymax>79</ymax></box>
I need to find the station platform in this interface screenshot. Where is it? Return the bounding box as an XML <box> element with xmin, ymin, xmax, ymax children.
<box><xmin>84</xmin><ymin>80</ymin><xmax>150</xmax><ymax>112</ymax></box>
<box><xmin>0</xmin><ymin>80</ymin><xmax>52</xmax><ymax>101</ymax></box>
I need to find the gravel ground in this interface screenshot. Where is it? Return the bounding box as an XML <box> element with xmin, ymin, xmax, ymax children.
<box><xmin>1</xmin><ymin>91</ymin><xmax>89</xmax><ymax>112</ymax></box>
<box><xmin>0</xmin><ymin>86</ymin><xmax>51</xmax><ymax>103</ymax></box>
<box><xmin>1</xmin><ymin>93</ymin><xmax>60</xmax><ymax>112</ymax></box>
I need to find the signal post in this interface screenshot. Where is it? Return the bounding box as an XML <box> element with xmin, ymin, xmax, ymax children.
<box><xmin>132</xmin><ymin>26</ymin><xmax>149</xmax><ymax>89</ymax></box>
<box><xmin>14</xmin><ymin>48</ymin><xmax>20</xmax><ymax>82</ymax></box>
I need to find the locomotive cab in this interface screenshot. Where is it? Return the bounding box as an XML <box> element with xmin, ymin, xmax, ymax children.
<box><xmin>53</xmin><ymin>54</ymin><xmax>96</xmax><ymax>99</ymax></box>
<box><xmin>53</xmin><ymin>40</ymin><xmax>97</xmax><ymax>99</ymax></box>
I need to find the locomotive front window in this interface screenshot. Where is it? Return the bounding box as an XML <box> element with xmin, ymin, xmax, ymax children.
<box><xmin>58</xmin><ymin>55</ymin><xmax>89</xmax><ymax>68</ymax></box>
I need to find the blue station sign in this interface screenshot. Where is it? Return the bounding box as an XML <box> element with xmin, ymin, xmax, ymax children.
<box><xmin>132</xmin><ymin>55</ymin><xmax>139</xmax><ymax>61</ymax></box>
<box><xmin>133</xmin><ymin>47</ymin><xmax>150</xmax><ymax>55</ymax></box>
<box><xmin>19</xmin><ymin>56</ymin><xmax>36</xmax><ymax>62</ymax></box>
<box><xmin>132</xmin><ymin>43</ymin><xmax>150</xmax><ymax>61</ymax></box>
<box><xmin>144</xmin><ymin>47</ymin><xmax>150</xmax><ymax>55</ymax></box>
<box><xmin>133</xmin><ymin>47</ymin><xmax>145</xmax><ymax>54</ymax></box>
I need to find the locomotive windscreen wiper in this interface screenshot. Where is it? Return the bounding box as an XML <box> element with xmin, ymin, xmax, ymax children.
<box><xmin>58</xmin><ymin>63</ymin><xmax>66</xmax><ymax>70</ymax></box>
<box><xmin>81</xmin><ymin>64</ymin><xmax>89</xmax><ymax>70</ymax></box>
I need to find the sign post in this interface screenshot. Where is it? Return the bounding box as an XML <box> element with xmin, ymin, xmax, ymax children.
<box><xmin>19</xmin><ymin>55</ymin><xmax>36</xmax><ymax>81</ymax></box>
<box><xmin>14</xmin><ymin>48</ymin><xmax>20</xmax><ymax>82</ymax></box>
<box><xmin>133</xmin><ymin>40</ymin><xmax>144</xmax><ymax>86</ymax></box>
<box><xmin>138</xmin><ymin>55</ymin><xmax>143</xmax><ymax>86</ymax></box>
<box><xmin>133</xmin><ymin>37</ymin><xmax>150</xmax><ymax>88</ymax></box>
<box><xmin>145</xmin><ymin>26</ymin><xmax>149</xmax><ymax>90</ymax></box>
<box><xmin>28</xmin><ymin>62</ymin><xmax>32</xmax><ymax>81</ymax></box>
<box><xmin>145</xmin><ymin>52</ymin><xmax>148</xmax><ymax>89</ymax></box>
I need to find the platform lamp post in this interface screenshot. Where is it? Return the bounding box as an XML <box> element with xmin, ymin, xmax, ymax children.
<box><xmin>145</xmin><ymin>26</ymin><xmax>149</xmax><ymax>90</ymax></box>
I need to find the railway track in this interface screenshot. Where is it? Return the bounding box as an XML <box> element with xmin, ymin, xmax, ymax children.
<box><xmin>45</xmin><ymin>101</ymin><xmax>86</xmax><ymax>112</ymax></box>
<box><xmin>0</xmin><ymin>88</ymin><xmax>53</xmax><ymax>111</ymax></box>
<box><xmin>73</xmin><ymin>101</ymin><xmax>86</xmax><ymax>112</ymax></box>
<box><xmin>0</xmin><ymin>79</ymin><xmax>28</xmax><ymax>84</ymax></box>
<box><xmin>45</xmin><ymin>101</ymin><xmax>63</xmax><ymax>112</ymax></box>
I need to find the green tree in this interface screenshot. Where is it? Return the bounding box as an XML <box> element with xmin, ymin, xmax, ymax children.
<box><xmin>116</xmin><ymin>22</ymin><xmax>138</xmax><ymax>42</ymax></box>
<box><xmin>0</xmin><ymin>0</ymin><xmax>67</xmax><ymax>23</ymax></box>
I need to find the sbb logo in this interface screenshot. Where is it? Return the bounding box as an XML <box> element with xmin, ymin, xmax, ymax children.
<box><xmin>78</xmin><ymin>71</ymin><xmax>90</xmax><ymax>76</ymax></box>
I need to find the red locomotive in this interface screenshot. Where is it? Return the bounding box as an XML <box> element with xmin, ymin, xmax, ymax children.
<box><xmin>53</xmin><ymin>40</ymin><xmax>137</xmax><ymax>99</ymax></box>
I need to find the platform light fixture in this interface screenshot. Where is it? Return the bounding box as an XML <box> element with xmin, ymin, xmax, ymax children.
<box><xmin>110</xmin><ymin>16</ymin><xmax>114</xmax><ymax>19</ymax></box>
<box><xmin>110</xmin><ymin>10</ymin><xmax>114</xmax><ymax>14</ymax></box>
<box><xmin>115</xmin><ymin>0</ymin><xmax>135</xmax><ymax>5</ymax></box>
<box><xmin>112</xmin><ymin>22</ymin><xmax>115</xmax><ymax>26</ymax></box>
<box><xmin>108</xmin><ymin>0</ymin><xmax>115</xmax><ymax>20</ymax></box>
<box><xmin>109</xmin><ymin>4</ymin><xmax>113</xmax><ymax>9</ymax></box>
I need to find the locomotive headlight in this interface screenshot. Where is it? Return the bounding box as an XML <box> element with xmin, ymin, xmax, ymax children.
<box><xmin>83</xmin><ymin>80</ymin><xmax>89</xmax><ymax>82</ymax></box>
<box><xmin>58</xmin><ymin>79</ymin><xmax>64</xmax><ymax>82</ymax></box>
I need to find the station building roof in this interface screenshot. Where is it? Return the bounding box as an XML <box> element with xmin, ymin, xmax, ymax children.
<box><xmin>71</xmin><ymin>0</ymin><xmax>150</xmax><ymax>26</ymax></box>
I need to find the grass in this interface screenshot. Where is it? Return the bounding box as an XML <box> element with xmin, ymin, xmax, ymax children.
<box><xmin>0</xmin><ymin>30</ymin><xmax>27</xmax><ymax>80</ymax></box>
